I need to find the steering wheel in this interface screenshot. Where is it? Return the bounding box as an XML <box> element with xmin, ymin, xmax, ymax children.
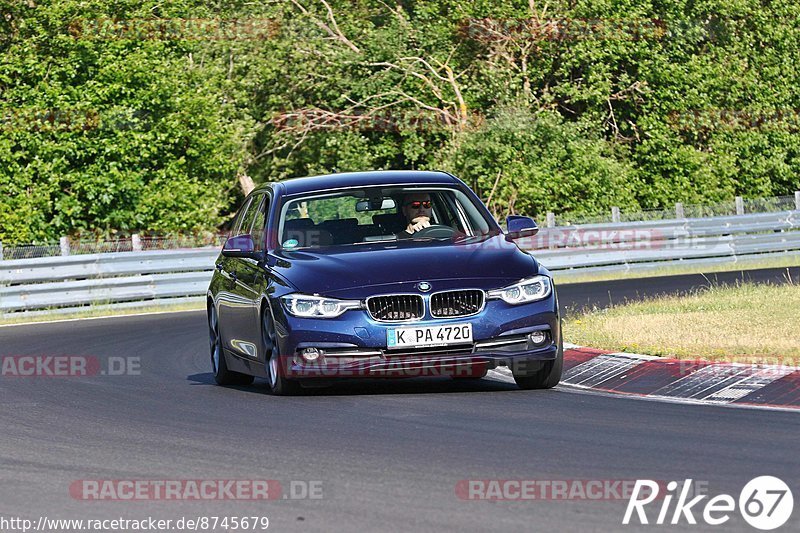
<box><xmin>412</xmin><ymin>224</ymin><xmax>457</xmax><ymax>239</ymax></box>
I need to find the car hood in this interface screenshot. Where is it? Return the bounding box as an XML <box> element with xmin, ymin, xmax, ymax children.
<box><xmin>268</xmin><ymin>235</ymin><xmax>540</xmax><ymax>298</ymax></box>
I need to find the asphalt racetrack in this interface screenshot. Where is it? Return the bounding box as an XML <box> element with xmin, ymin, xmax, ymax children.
<box><xmin>1</xmin><ymin>268</ymin><xmax>798</xmax><ymax>532</ymax></box>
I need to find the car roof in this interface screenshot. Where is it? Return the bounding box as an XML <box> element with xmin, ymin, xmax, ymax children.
<box><xmin>256</xmin><ymin>170</ymin><xmax>459</xmax><ymax>196</ymax></box>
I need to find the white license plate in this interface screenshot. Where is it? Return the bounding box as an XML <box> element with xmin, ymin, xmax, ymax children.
<box><xmin>387</xmin><ymin>323</ymin><xmax>473</xmax><ymax>349</ymax></box>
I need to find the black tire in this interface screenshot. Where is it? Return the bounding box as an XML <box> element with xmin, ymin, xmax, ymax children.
<box><xmin>209</xmin><ymin>305</ymin><xmax>254</xmax><ymax>386</ymax></box>
<box><xmin>513</xmin><ymin>342</ymin><xmax>563</xmax><ymax>390</ymax></box>
<box><xmin>262</xmin><ymin>306</ymin><xmax>300</xmax><ymax>396</ymax></box>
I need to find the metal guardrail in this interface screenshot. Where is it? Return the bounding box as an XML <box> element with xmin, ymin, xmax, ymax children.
<box><xmin>1</xmin><ymin>249</ymin><xmax>218</xmax><ymax>313</ymax></box>
<box><xmin>1</xmin><ymin>211</ymin><xmax>799</xmax><ymax>314</ymax></box>
<box><xmin>0</xmin><ymin>249</ymin><xmax>219</xmax><ymax>285</ymax></box>
<box><xmin>529</xmin><ymin>210</ymin><xmax>798</xmax><ymax>246</ymax></box>
<box><xmin>523</xmin><ymin>211</ymin><xmax>800</xmax><ymax>270</ymax></box>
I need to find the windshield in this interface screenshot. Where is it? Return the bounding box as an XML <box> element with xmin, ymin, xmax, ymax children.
<box><xmin>279</xmin><ymin>186</ymin><xmax>494</xmax><ymax>250</ymax></box>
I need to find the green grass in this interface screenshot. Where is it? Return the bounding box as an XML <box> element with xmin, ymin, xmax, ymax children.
<box><xmin>565</xmin><ymin>282</ymin><xmax>800</xmax><ymax>364</ymax></box>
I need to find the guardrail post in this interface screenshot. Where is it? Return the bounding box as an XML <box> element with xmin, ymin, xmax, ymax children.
<box><xmin>735</xmin><ymin>196</ymin><xmax>744</xmax><ymax>215</ymax></box>
<box><xmin>132</xmin><ymin>234</ymin><xmax>142</xmax><ymax>252</ymax></box>
<box><xmin>611</xmin><ymin>206</ymin><xmax>620</xmax><ymax>223</ymax></box>
<box><xmin>795</xmin><ymin>191</ymin><xmax>800</xmax><ymax>211</ymax></box>
<box><xmin>0</xmin><ymin>240</ymin><xmax>3</xmax><ymax>261</ymax></box>
<box><xmin>60</xmin><ymin>236</ymin><xmax>70</xmax><ymax>257</ymax></box>
<box><xmin>675</xmin><ymin>202</ymin><xmax>684</xmax><ymax>219</ymax></box>
<box><xmin>546</xmin><ymin>212</ymin><xmax>555</xmax><ymax>228</ymax></box>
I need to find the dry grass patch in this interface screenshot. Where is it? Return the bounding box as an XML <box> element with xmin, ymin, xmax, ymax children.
<box><xmin>565</xmin><ymin>282</ymin><xmax>800</xmax><ymax>364</ymax></box>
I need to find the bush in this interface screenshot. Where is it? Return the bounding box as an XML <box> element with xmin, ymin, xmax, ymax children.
<box><xmin>436</xmin><ymin>108</ymin><xmax>639</xmax><ymax>220</ymax></box>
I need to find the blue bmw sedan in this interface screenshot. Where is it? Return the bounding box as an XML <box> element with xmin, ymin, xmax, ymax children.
<box><xmin>207</xmin><ymin>170</ymin><xmax>562</xmax><ymax>394</ymax></box>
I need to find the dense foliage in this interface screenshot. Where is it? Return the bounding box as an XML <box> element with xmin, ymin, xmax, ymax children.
<box><xmin>1</xmin><ymin>0</ymin><xmax>799</xmax><ymax>243</ymax></box>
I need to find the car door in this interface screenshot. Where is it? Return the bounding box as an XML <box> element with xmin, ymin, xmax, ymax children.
<box><xmin>226</xmin><ymin>193</ymin><xmax>267</xmax><ymax>360</ymax></box>
<box><xmin>216</xmin><ymin>195</ymin><xmax>253</xmax><ymax>341</ymax></box>
<box><xmin>235</xmin><ymin>192</ymin><xmax>272</xmax><ymax>359</ymax></box>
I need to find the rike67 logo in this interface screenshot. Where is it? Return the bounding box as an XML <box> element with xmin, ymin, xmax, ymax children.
<box><xmin>624</xmin><ymin>477</ymin><xmax>794</xmax><ymax>530</ymax></box>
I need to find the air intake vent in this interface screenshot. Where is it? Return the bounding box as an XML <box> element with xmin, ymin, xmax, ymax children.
<box><xmin>367</xmin><ymin>295</ymin><xmax>424</xmax><ymax>322</ymax></box>
<box><xmin>430</xmin><ymin>290</ymin><xmax>484</xmax><ymax>318</ymax></box>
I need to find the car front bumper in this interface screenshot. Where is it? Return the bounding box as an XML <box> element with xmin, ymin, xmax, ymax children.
<box><xmin>273</xmin><ymin>295</ymin><xmax>561</xmax><ymax>379</ymax></box>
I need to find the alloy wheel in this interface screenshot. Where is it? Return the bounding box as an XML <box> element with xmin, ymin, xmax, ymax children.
<box><xmin>209</xmin><ymin>306</ymin><xmax>221</xmax><ymax>375</ymax></box>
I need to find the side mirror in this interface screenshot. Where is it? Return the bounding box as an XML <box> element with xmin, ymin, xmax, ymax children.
<box><xmin>505</xmin><ymin>215</ymin><xmax>539</xmax><ymax>240</ymax></box>
<box><xmin>222</xmin><ymin>234</ymin><xmax>261</xmax><ymax>259</ymax></box>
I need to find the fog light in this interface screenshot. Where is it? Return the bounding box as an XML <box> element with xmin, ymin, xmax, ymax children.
<box><xmin>528</xmin><ymin>331</ymin><xmax>547</xmax><ymax>346</ymax></box>
<box><xmin>301</xmin><ymin>348</ymin><xmax>322</xmax><ymax>362</ymax></box>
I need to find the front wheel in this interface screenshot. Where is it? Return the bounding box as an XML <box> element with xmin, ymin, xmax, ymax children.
<box><xmin>513</xmin><ymin>342</ymin><xmax>563</xmax><ymax>390</ymax></box>
<box><xmin>263</xmin><ymin>307</ymin><xmax>300</xmax><ymax>396</ymax></box>
<box><xmin>209</xmin><ymin>305</ymin><xmax>254</xmax><ymax>386</ymax></box>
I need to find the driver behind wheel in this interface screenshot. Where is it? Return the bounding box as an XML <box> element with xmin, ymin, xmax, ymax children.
<box><xmin>397</xmin><ymin>193</ymin><xmax>433</xmax><ymax>238</ymax></box>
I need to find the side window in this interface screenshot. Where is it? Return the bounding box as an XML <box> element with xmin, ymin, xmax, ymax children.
<box><xmin>232</xmin><ymin>197</ymin><xmax>253</xmax><ymax>236</ymax></box>
<box><xmin>435</xmin><ymin>192</ymin><xmax>466</xmax><ymax>232</ymax></box>
<box><xmin>238</xmin><ymin>194</ymin><xmax>263</xmax><ymax>239</ymax></box>
<box><xmin>250</xmin><ymin>194</ymin><xmax>269</xmax><ymax>252</ymax></box>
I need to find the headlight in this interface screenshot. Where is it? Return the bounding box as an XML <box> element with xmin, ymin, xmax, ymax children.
<box><xmin>282</xmin><ymin>294</ymin><xmax>362</xmax><ymax>318</ymax></box>
<box><xmin>487</xmin><ymin>275</ymin><xmax>552</xmax><ymax>305</ymax></box>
